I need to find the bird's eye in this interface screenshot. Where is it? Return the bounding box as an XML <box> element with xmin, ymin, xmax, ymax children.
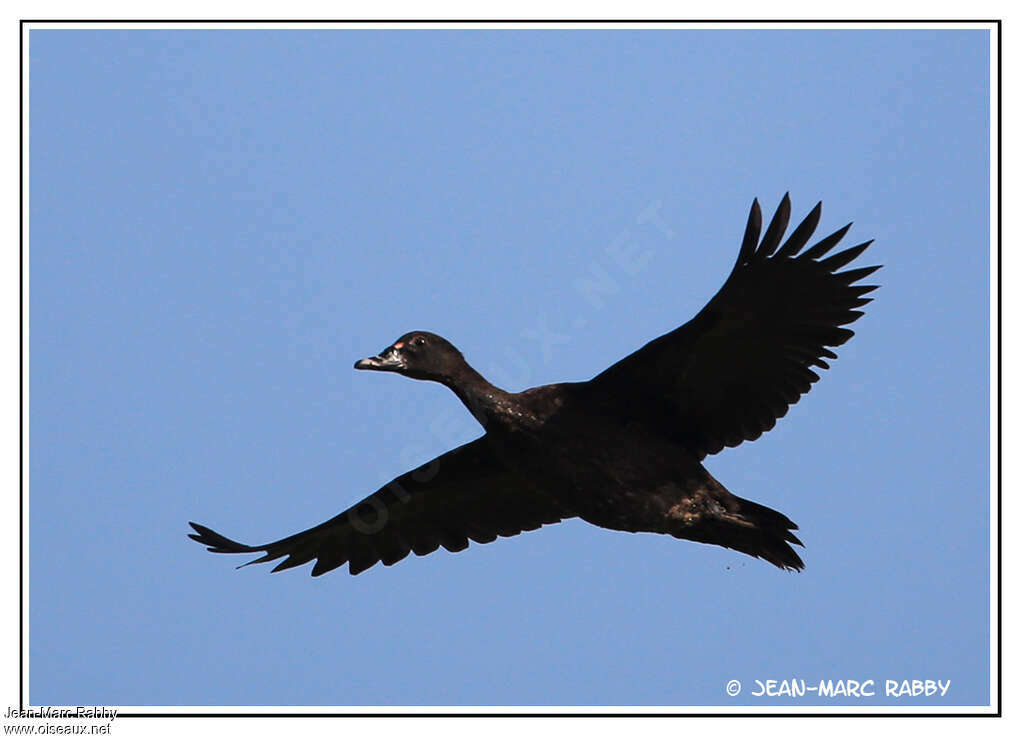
<box><xmin>413</xmin><ymin>336</ymin><xmax>426</xmax><ymax>347</ymax></box>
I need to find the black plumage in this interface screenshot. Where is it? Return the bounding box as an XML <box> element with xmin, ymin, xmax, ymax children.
<box><xmin>189</xmin><ymin>195</ymin><xmax>879</xmax><ymax>576</ymax></box>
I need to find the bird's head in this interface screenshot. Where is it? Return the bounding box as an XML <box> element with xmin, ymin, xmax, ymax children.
<box><xmin>354</xmin><ymin>331</ymin><xmax>467</xmax><ymax>383</ymax></box>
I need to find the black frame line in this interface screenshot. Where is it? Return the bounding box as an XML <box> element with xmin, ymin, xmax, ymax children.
<box><xmin>19</xmin><ymin>15</ymin><xmax>1003</xmax><ymax>724</ymax></box>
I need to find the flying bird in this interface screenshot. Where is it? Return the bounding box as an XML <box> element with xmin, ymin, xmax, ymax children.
<box><xmin>189</xmin><ymin>194</ymin><xmax>879</xmax><ymax>576</ymax></box>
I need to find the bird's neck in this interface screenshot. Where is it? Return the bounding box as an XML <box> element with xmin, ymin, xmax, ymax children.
<box><xmin>444</xmin><ymin>364</ymin><xmax>513</xmax><ymax>428</ymax></box>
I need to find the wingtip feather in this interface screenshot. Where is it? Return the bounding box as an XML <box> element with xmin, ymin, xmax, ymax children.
<box><xmin>736</xmin><ymin>198</ymin><xmax>763</xmax><ymax>265</ymax></box>
<box><xmin>755</xmin><ymin>193</ymin><xmax>792</xmax><ymax>258</ymax></box>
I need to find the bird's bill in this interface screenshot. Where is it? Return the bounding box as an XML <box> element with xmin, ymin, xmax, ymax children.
<box><xmin>354</xmin><ymin>347</ymin><xmax>405</xmax><ymax>372</ymax></box>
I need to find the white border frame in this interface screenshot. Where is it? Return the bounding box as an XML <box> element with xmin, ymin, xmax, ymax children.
<box><xmin>17</xmin><ymin>19</ymin><xmax>1000</xmax><ymax>717</ymax></box>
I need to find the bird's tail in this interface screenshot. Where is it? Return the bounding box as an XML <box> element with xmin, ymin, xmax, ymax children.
<box><xmin>677</xmin><ymin>492</ymin><xmax>805</xmax><ymax>571</ymax></box>
<box><xmin>728</xmin><ymin>496</ymin><xmax>805</xmax><ymax>570</ymax></box>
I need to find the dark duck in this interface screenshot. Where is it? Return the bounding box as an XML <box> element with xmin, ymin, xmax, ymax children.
<box><xmin>190</xmin><ymin>194</ymin><xmax>879</xmax><ymax>576</ymax></box>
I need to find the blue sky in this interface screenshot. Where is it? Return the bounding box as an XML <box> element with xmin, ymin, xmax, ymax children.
<box><xmin>28</xmin><ymin>27</ymin><xmax>991</xmax><ymax>708</ymax></box>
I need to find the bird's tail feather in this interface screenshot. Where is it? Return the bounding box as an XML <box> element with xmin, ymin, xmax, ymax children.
<box><xmin>680</xmin><ymin>495</ymin><xmax>805</xmax><ymax>571</ymax></box>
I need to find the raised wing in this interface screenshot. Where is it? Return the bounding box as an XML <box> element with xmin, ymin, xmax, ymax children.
<box><xmin>589</xmin><ymin>194</ymin><xmax>879</xmax><ymax>459</ymax></box>
<box><xmin>189</xmin><ymin>436</ymin><xmax>571</xmax><ymax>576</ymax></box>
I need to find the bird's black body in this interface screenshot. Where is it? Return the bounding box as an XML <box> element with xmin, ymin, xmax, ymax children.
<box><xmin>189</xmin><ymin>195</ymin><xmax>879</xmax><ymax>576</ymax></box>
